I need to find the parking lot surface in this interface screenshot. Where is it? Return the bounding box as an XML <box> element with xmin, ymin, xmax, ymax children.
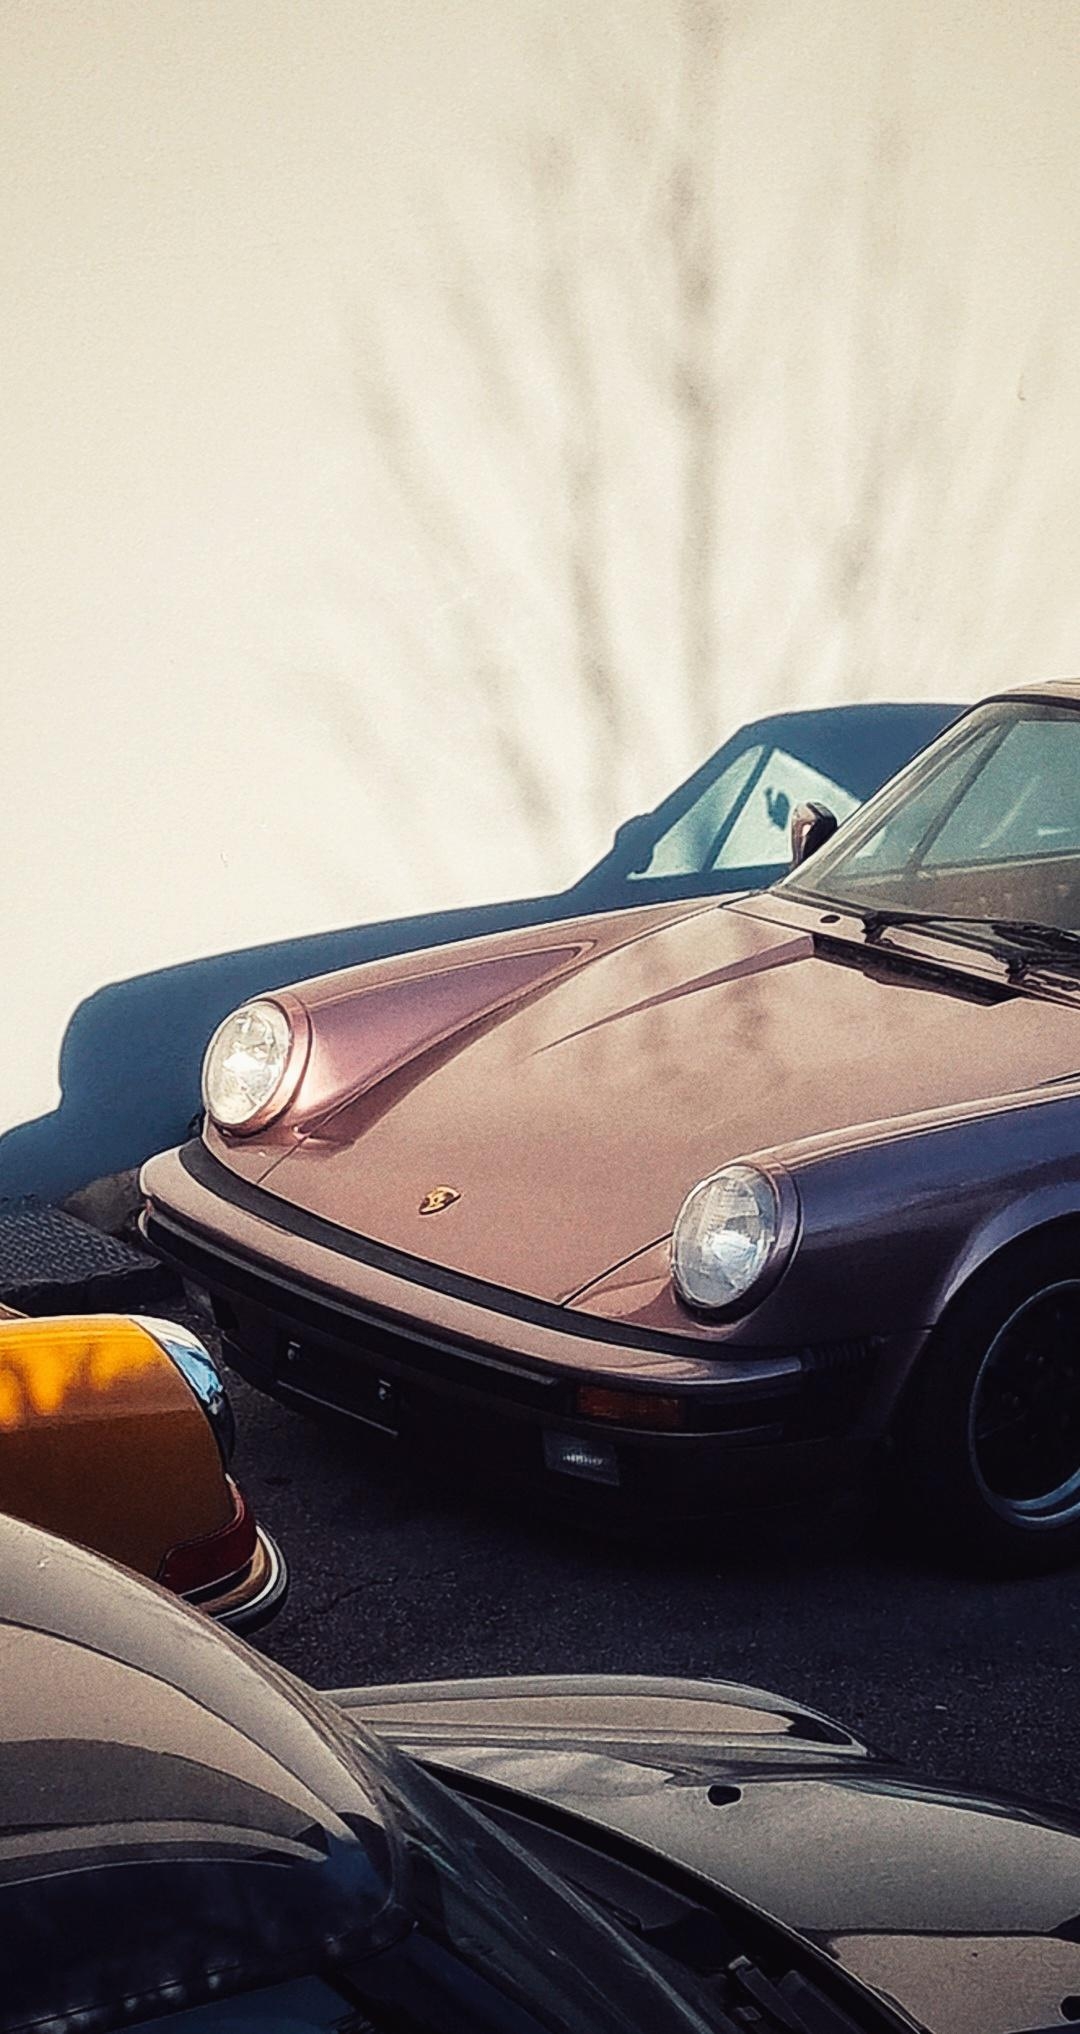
<box><xmin>219</xmin><ymin>1359</ymin><xmax>1080</xmax><ymax>1812</ymax></box>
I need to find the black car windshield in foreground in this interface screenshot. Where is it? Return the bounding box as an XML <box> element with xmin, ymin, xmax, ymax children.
<box><xmin>20</xmin><ymin>1516</ymin><xmax>1080</xmax><ymax>2030</ymax></box>
<box><xmin>3</xmin><ymin>1512</ymin><xmax>920</xmax><ymax>2034</ymax></box>
<box><xmin>0</xmin><ymin>1521</ymin><xmax>710</xmax><ymax>2034</ymax></box>
<box><xmin>350</xmin><ymin>1736</ymin><xmax>882</xmax><ymax>2034</ymax></box>
<box><xmin>780</xmin><ymin>694</ymin><xmax>1080</xmax><ymax>943</ymax></box>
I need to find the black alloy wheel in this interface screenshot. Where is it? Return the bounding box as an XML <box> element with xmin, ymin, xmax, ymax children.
<box><xmin>894</xmin><ymin>1232</ymin><xmax>1080</xmax><ymax>1574</ymax></box>
<box><xmin>968</xmin><ymin>1280</ymin><xmax>1080</xmax><ymax>1529</ymax></box>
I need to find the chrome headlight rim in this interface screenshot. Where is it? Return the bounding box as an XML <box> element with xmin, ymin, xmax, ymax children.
<box><xmin>136</xmin><ymin>1316</ymin><xmax>236</xmax><ymax>1466</ymax></box>
<box><xmin>201</xmin><ymin>992</ymin><xmax>311</xmax><ymax>1137</ymax></box>
<box><xmin>670</xmin><ymin>1161</ymin><xmax>800</xmax><ymax>1317</ymax></box>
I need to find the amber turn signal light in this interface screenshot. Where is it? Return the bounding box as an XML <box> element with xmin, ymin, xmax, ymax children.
<box><xmin>575</xmin><ymin>1385</ymin><xmax>684</xmax><ymax>1430</ymax></box>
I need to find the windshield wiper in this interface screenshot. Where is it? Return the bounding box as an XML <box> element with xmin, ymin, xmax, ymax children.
<box><xmin>831</xmin><ymin>908</ymin><xmax>1017</xmax><ymax>975</ymax></box>
<box><xmin>985</xmin><ymin>919</ymin><xmax>1080</xmax><ymax>967</ymax></box>
<box><xmin>857</xmin><ymin>908</ymin><xmax>998</xmax><ymax>945</ymax></box>
<box><xmin>724</xmin><ymin>1953</ymin><xmax>869</xmax><ymax>2032</ymax></box>
<box><xmin>574</xmin><ymin>1885</ymin><xmax>875</xmax><ymax>2032</ymax></box>
<box><xmin>846</xmin><ymin>910</ymin><xmax>1080</xmax><ymax>980</ymax></box>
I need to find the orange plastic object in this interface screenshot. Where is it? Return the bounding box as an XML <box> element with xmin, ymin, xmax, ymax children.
<box><xmin>0</xmin><ymin>1315</ymin><xmax>232</xmax><ymax>1579</ymax></box>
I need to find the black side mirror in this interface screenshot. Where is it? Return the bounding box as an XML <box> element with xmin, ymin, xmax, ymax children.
<box><xmin>790</xmin><ymin>801</ymin><xmax>838</xmax><ymax>868</ymax></box>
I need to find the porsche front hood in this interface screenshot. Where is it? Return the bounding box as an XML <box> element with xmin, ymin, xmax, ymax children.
<box><xmin>335</xmin><ymin>1674</ymin><xmax>1080</xmax><ymax>2034</ymax></box>
<box><xmin>224</xmin><ymin>899</ymin><xmax>1080</xmax><ymax>1304</ymax></box>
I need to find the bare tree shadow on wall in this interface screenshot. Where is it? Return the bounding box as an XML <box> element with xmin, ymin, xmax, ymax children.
<box><xmin>7</xmin><ymin>13</ymin><xmax>1063</xmax><ymax>1209</ymax></box>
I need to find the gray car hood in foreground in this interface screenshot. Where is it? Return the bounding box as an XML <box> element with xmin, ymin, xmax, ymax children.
<box><xmin>334</xmin><ymin>1674</ymin><xmax>1080</xmax><ymax>2034</ymax></box>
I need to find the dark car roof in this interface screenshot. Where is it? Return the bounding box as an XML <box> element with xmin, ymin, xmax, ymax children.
<box><xmin>0</xmin><ymin>1516</ymin><xmax>399</xmax><ymax>2034</ymax></box>
<box><xmin>713</xmin><ymin>700</ymin><xmax>961</xmax><ymax>802</ymax></box>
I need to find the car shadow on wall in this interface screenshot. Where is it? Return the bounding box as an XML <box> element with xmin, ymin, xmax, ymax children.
<box><xmin>0</xmin><ymin>895</ymin><xmax>570</xmax><ymax>1211</ymax></box>
<box><xmin>1</xmin><ymin>702</ymin><xmax>959</xmax><ymax>1211</ymax></box>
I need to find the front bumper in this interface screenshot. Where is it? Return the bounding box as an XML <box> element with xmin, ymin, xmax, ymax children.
<box><xmin>141</xmin><ymin>1143</ymin><xmax>897</xmax><ymax>1522</ymax></box>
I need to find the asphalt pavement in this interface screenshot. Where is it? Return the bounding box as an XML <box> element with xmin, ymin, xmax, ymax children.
<box><xmin>217</xmin><ymin>1349</ymin><xmax>1080</xmax><ymax>1814</ymax></box>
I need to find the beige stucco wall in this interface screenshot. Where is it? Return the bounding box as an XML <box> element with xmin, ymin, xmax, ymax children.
<box><xmin>3</xmin><ymin>0</ymin><xmax>1080</xmax><ymax>1146</ymax></box>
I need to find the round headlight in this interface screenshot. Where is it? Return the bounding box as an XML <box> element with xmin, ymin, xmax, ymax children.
<box><xmin>671</xmin><ymin>1164</ymin><xmax>784</xmax><ymax>1312</ymax></box>
<box><xmin>202</xmin><ymin>998</ymin><xmax>294</xmax><ymax>1131</ymax></box>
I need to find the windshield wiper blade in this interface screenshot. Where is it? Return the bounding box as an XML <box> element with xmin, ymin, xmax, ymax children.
<box><xmin>726</xmin><ymin>1954</ymin><xmax>869</xmax><ymax>2032</ymax></box>
<box><xmin>574</xmin><ymin>1883</ymin><xmax>872</xmax><ymax>2032</ymax></box>
<box><xmin>855</xmin><ymin>908</ymin><xmax>1080</xmax><ymax>956</ymax></box>
<box><xmin>851</xmin><ymin>910</ymin><xmax>1080</xmax><ymax>980</ymax></box>
<box><xmin>846</xmin><ymin>909</ymin><xmax>1017</xmax><ymax>975</ymax></box>
<box><xmin>858</xmin><ymin>908</ymin><xmax>999</xmax><ymax>944</ymax></box>
<box><xmin>986</xmin><ymin>918</ymin><xmax>1080</xmax><ymax>963</ymax></box>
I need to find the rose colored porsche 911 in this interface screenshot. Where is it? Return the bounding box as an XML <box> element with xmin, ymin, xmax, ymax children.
<box><xmin>143</xmin><ymin>679</ymin><xmax>1080</xmax><ymax>1571</ymax></box>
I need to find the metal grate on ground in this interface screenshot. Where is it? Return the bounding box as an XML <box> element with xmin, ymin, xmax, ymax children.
<box><xmin>0</xmin><ymin>1206</ymin><xmax>179</xmax><ymax>1315</ymax></box>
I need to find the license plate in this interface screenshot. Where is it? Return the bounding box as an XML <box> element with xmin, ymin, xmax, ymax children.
<box><xmin>278</xmin><ymin>1337</ymin><xmax>400</xmax><ymax>1434</ymax></box>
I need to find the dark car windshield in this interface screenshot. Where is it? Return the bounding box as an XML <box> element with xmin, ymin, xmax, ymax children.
<box><xmin>136</xmin><ymin>1728</ymin><xmax>727</xmax><ymax>2034</ymax></box>
<box><xmin>777</xmin><ymin>698</ymin><xmax>1080</xmax><ymax>938</ymax></box>
<box><xmin>347</xmin><ymin>1727</ymin><xmax>719</xmax><ymax>2034</ymax></box>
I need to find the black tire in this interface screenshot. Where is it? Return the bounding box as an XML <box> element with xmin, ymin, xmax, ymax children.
<box><xmin>893</xmin><ymin>1230</ymin><xmax>1080</xmax><ymax>1575</ymax></box>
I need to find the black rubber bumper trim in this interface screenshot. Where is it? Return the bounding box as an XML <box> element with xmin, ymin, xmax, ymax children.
<box><xmin>143</xmin><ymin>1204</ymin><xmax>810</xmax><ymax>1429</ymax></box>
<box><xmin>174</xmin><ymin>1139</ymin><xmax>762</xmax><ymax>1361</ymax></box>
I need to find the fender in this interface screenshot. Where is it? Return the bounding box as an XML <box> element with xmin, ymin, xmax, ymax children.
<box><xmin>572</xmin><ymin>1080</ymin><xmax>1080</xmax><ymax>1356</ymax></box>
<box><xmin>752</xmin><ymin>1080</ymin><xmax>1080</xmax><ymax>1345</ymax></box>
<box><xmin>934</xmin><ymin>1176</ymin><xmax>1080</xmax><ymax>1312</ymax></box>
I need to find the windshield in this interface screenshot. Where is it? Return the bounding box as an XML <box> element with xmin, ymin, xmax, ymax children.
<box><xmin>777</xmin><ymin>698</ymin><xmax>1080</xmax><ymax>935</ymax></box>
<box><xmin>349</xmin><ymin>1729</ymin><xmax>718</xmax><ymax>2034</ymax></box>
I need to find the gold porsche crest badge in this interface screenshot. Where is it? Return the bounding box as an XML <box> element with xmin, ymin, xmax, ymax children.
<box><xmin>418</xmin><ymin>1186</ymin><xmax>461</xmax><ymax>1216</ymax></box>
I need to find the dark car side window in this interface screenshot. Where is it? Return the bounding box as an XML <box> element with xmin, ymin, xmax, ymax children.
<box><xmin>630</xmin><ymin>746</ymin><xmax>765</xmax><ymax>879</ymax></box>
<box><xmin>716</xmin><ymin>750</ymin><xmax>859</xmax><ymax>869</ymax></box>
<box><xmin>629</xmin><ymin>744</ymin><xmax>858</xmax><ymax>883</ymax></box>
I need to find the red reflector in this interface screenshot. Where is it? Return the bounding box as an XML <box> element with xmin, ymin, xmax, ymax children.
<box><xmin>158</xmin><ymin>1479</ymin><xmax>258</xmax><ymax>1596</ymax></box>
<box><xmin>575</xmin><ymin>1386</ymin><xmax>684</xmax><ymax>1430</ymax></box>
